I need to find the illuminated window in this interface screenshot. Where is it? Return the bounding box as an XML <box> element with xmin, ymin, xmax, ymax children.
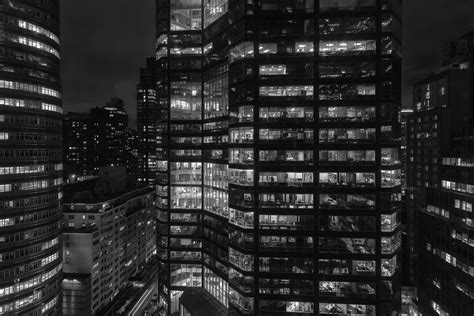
<box><xmin>170</xmin><ymin>0</ymin><xmax>202</xmax><ymax>31</ymax></box>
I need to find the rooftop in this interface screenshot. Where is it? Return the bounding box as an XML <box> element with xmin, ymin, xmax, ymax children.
<box><xmin>63</xmin><ymin>186</ymin><xmax>154</xmax><ymax>213</ymax></box>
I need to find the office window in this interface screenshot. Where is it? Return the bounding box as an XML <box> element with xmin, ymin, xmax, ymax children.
<box><xmin>229</xmin><ymin>42</ymin><xmax>254</xmax><ymax>62</ymax></box>
<box><xmin>170</xmin><ymin>77</ymin><xmax>202</xmax><ymax>120</ymax></box>
<box><xmin>229</xmin><ymin>148</ymin><xmax>254</xmax><ymax>164</ymax></box>
<box><xmin>319</xmin><ymin>237</ymin><xmax>376</xmax><ymax>254</ymax></box>
<box><xmin>319</xmin><ymin>259</ymin><xmax>376</xmax><ymax>276</ymax></box>
<box><xmin>320</xmin><ymin>216</ymin><xmax>376</xmax><ymax>232</ymax></box>
<box><xmin>204</xmin><ymin>267</ymin><xmax>229</xmax><ymax>307</ymax></box>
<box><xmin>170</xmin><ymin>264</ymin><xmax>202</xmax><ymax>286</ymax></box>
<box><xmin>320</xmin><ymin>16</ymin><xmax>376</xmax><ymax>35</ymax></box>
<box><xmin>171</xmin><ymin>187</ymin><xmax>202</xmax><ymax>209</ymax></box>
<box><xmin>319</xmin><ymin>303</ymin><xmax>375</xmax><ymax>315</ymax></box>
<box><xmin>320</xmin><ymin>61</ymin><xmax>376</xmax><ymax>78</ymax></box>
<box><xmin>229</xmin><ymin>288</ymin><xmax>253</xmax><ymax>314</ymax></box>
<box><xmin>295</xmin><ymin>42</ymin><xmax>314</xmax><ymax>54</ymax></box>
<box><xmin>320</xmin><ymin>0</ymin><xmax>376</xmax><ymax>11</ymax></box>
<box><xmin>319</xmin><ymin>84</ymin><xmax>376</xmax><ymax>100</ymax></box>
<box><xmin>171</xmin><ymin>0</ymin><xmax>202</xmax><ymax>31</ymax></box>
<box><xmin>204</xmin><ymin>0</ymin><xmax>228</xmax><ymax>27</ymax></box>
<box><xmin>259</xmin><ymin>43</ymin><xmax>277</xmax><ymax>54</ymax></box>
<box><xmin>320</xmin><ymin>40</ymin><xmax>376</xmax><ymax>56</ymax></box>
<box><xmin>170</xmin><ymin>162</ymin><xmax>202</xmax><ymax>185</ymax></box>
<box><xmin>319</xmin><ymin>281</ymin><xmax>376</xmax><ymax>298</ymax></box>
<box><xmin>259</xmin><ymin>85</ymin><xmax>313</xmax><ymax>97</ymax></box>
<box><xmin>259</xmin><ymin>64</ymin><xmax>287</xmax><ymax>76</ymax></box>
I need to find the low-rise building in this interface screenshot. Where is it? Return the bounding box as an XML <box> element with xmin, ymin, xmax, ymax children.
<box><xmin>62</xmin><ymin>184</ymin><xmax>156</xmax><ymax>315</ymax></box>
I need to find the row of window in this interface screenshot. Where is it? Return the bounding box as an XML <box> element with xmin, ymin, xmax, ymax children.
<box><xmin>18</xmin><ymin>19</ymin><xmax>59</xmax><ymax>44</ymax></box>
<box><xmin>0</xmin><ymin>178</ymin><xmax>62</xmax><ymax>193</ymax></box>
<box><xmin>0</xmin><ymin>237</ymin><xmax>58</xmax><ymax>263</ymax></box>
<box><xmin>0</xmin><ymin>192</ymin><xmax>60</xmax><ymax>209</ymax></box>
<box><xmin>0</xmin><ymin>207</ymin><xmax>59</xmax><ymax>228</ymax></box>
<box><xmin>0</xmin><ymin>132</ymin><xmax>61</xmax><ymax>142</ymax></box>
<box><xmin>0</xmin><ymin>263</ymin><xmax>61</xmax><ymax>297</ymax></box>
<box><xmin>0</xmin><ymin>163</ymin><xmax>62</xmax><ymax>176</ymax></box>
<box><xmin>0</xmin><ymin>250</ymin><xmax>59</xmax><ymax>281</ymax></box>
<box><xmin>0</xmin><ymin>114</ymin><xmax>61</xmax><ymax>126</ymax></box>
<box><xmin>5</xmin><ymin>0</ymin><xmax>56</xmax><ymax>27</ymax></box>
<box><xmin>229</xmin><ymin>38</ymin><xmax>398</xmax><ymax>62</ymax></box>
<box><xmin>0</xmin><ymin>46</ymin><xmax>56</xmax><ymax>69</ymax></box>
<box><xmin>0</xmin><ymin>149</ymin><xmax>61</xmax><ymax>158</ymax></box>
<box><xmin>442</xmin><ymin>180</ymin><xmax>474</xmax><ymax>194</ymax></box>
<box><xmin>427</xmin><ymin>244</ymin><xmax>474</xmax><ymax>277</ymax></box>
<box><xmin>165</xmin><ymin>190</ymin><xmax>398</xmax><ymax>210</ymax></box>
<box><xmin>0</xmin><ymin>222</ymin><xmax>60</xmax><ymax>245</ymax></box>
<box><xmin>1</xmin><ymin>32</ymin><xmax>59</xmax><ymax>58</ymax></box>
<box><xmin>0</xmin><ymin>62</ymin><xmax>59</xmax><ymax>83</ymax></box>
<box><xmin>0</xmin><ymin>80</ymin><xmax>60</xmax><ymax>98</ymax></box>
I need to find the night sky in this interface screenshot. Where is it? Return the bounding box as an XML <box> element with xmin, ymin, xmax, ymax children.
<box><xmin>61</xmin><ymin>0</ymin><xmax>474</xmax><ymax>127</ymax></box>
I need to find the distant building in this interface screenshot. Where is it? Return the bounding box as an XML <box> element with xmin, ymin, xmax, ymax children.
<box><xmin>400</xmin><ymin>108</ymin><xmax>414</xmax><ymax>287</ymax></box>
<box><xmin>442</xmin><ymin>31</ymin><xmax>474</xmax><ymax>66</ymax></box>
<box><xmin>90</xmin><ymin>98</ymin><xmax>128</xmax><ymax>172</ymax></box>
<box><xmin>137</xmin><ymin>57</ymin><xmax>158</xmax><ymax>184</ymax></box>
<box><xmin>62</xmin><ymin>169</ymin><xmax>156</xmax><ymax>315</ymax></box>
<box><xmin>408</xmin><ymin>53</ymin><xmax>474</xmax><ymax>314</ymax></box>
<box><xmin>63</xmin><ymin>98</ymin><xmax>138</xmax><ymax>179</ymax></box>
<box><xmin>126</xmin><ymin>127</ymin><xmax>139</xmax><ymax>182</ymax></box>
<box><xmin>64</xmin><ymin>112</ymin><xmax>91</xmax><ymax>178</ymax></box>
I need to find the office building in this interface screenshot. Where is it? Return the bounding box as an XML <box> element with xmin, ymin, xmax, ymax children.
<box><xmin>137</xmin><ymin>57</ymin><xmax>158</xmax><ymax>184</ymax></box>
<box><xmin>0</xmin><ymin>0</ymin><xmax>63</xmax><ymax>314</ymax></box>
<box><xmin>62</xmin><ymin>169</ymin><xmax>156</xmax><ymax>315</ymax></box>
<box><xmin>407</xmin><ymin>45</ymin><xmax>474</xmax><ymax>315</ymax></box>
<box><xmin>155</xmin><ymin>0</ymin><xmax>402</xmax><ymax>315</ymax></box>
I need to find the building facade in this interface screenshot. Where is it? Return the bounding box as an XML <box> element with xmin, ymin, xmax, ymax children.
<box><xmin>62</xmin><ymin>186</ymin><xmax>156</xmax><ymax>315</ymax></box>
<box><xmin>0</xmin><ymin>0</ymin><xmax>63</xmax><ymax>314</ymax></box>
<box><xmin>407</xmin><ymin>59</ymin><xmax>474</xmax><ymax>315</ymax></box>
<box><xmin>155</xmin><ymin>1</ymin><xmax>403</xmax><ymax>315</ymax></box>
<box><xmin>137</xmin><ymin>57</ymin><xmax>158</xmax><ymax>184</ymax></box>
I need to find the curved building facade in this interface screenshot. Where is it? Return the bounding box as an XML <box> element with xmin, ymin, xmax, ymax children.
<box><xmin>0</xmin><ymin>0</ymin><xmax>62</xmax><ymax>314</ymax></box>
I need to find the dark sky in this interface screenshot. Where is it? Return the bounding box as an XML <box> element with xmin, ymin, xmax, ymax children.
<box><xmin>61</xmin><ymin>1</ymin><xmax>474</xmax><ymax>126</ymax></box>
<box><xmin>61</xmin><ymin>0</ymin><xmax>155</xmax><ymax>127</ymax></box>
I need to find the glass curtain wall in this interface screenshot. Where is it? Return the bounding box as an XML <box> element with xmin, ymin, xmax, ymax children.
<box><xmin>156</xmin><ymin>0</ymin><xmax>402</xmax><ymax>315</ymax></box>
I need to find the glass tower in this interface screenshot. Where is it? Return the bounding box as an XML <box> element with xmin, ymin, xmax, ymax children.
<box><xmin>156</xmin><ymin>0</ymin><xmax>402</xmax><ymax>315</ymax></box>
<box><xmin>0</xmin><ymin>0</ymin><xmax>62</xmax><ymax>314</ymax></box>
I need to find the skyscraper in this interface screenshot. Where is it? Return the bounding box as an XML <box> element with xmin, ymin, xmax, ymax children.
<box><xmin>0</xmin><ymin>0</ymin><xmax>63</xmax><ymax>314</ymax></box>
<box><xmin>407</xmin><ymin>38</ymin><xmax>474</xmax><ymax>316</ymax></box>
<box><xmin>155</xmin><ymin>1</ymin><xmax>402</xmax><ymax>315</ymax></box>
<box><xmin>137</xmin><ymin>57</ymin><xmax>158</xmax><ymax>184</ymax></box>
